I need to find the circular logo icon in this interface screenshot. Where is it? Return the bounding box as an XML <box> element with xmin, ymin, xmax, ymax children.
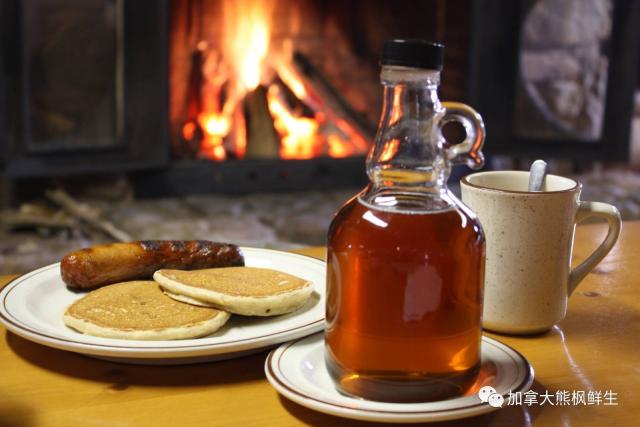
<box><xmin>488</xmin><ymin>393</ymin><xmax>505</xmax><ymax>408</ymax></box>
<box><xmin>478</xmin><ymin>386</ymin><xmax>497</xmax><ymax>403</ymax></box>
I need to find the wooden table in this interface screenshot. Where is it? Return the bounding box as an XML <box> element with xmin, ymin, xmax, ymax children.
<box><xmin>0</xmin><ymin>222</ymin><xmax>638</xmax><ymax>427</ymax></box>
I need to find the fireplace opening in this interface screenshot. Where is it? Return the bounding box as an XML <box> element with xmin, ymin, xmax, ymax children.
<box><xmin>1</xmin><ymin>0</ymin><xmax>470</xmax><ymax>196</ymax></box>
<box><xmin>172</xmin><ymin>0</ymin><xmax>372</xmax><ymax>162</ymax></box>
<box><xmin>133</xmin><ymin>0</ymin><xmax>470</xmax><ymax>196</ymax></box>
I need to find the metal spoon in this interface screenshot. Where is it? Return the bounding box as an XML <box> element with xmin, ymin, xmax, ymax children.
<box><xmin>528</xmin><ymin>160</ymin><xmax>547</xmax><ymax>192</ymax></box>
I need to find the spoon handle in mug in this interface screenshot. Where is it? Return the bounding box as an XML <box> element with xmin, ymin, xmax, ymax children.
<box><xmin>568</xmin><ymin>201</ymin><xmax>622</xmax><ymax>295</ymax></box>
<box><xmin>528</xmin><ymin>160</ymin><xmax>547</xmax><ymax>192</ymax></box>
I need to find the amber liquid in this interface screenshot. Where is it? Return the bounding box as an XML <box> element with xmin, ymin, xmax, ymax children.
<box><xmin>325</xmin><ymin>195</ymin><xmax>485</xmax><ymax>402</ymax></box>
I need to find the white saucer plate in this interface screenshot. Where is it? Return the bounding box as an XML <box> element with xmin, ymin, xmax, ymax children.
<box><xmin>0</xmin><ymin>247</ymin><xmax>325</xmax><ymax>364</ymax></box>
<box><xmin>265</xmin><ymin>333</ymin><xmax>534</xmax><ymax>423</ymax></box>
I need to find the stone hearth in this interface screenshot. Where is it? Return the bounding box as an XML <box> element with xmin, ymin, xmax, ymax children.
<box><xmin>2</xmin><ymin>167</ymin><xmax>640</xmax><ymax>275</ymax></box>
<box><xmin>0</xmin><ymin>188</ymin><xmax>356</xmax><ymax>274</ymax></box>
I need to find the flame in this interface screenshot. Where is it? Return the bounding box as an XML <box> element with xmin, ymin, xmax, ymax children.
<box><xmin>328</xmin><ymin>135</ymin><xmax>350</xmax><ymax>158</ymax></box>
<box><xmin>233</xmin><ymin>106</ymin><xmax>247</xmax><ymax>159</ymax></box>
<box><xmin>267</xmin><ymin>85</ymin><xmax>319</xmax><ymax>159</ymax></box>
<box><xmin>267</xmin><ymin>60</ymin><xmax>363</xmax><ymax>160</ymax></box>
<box><xmin>275</xmin><ymin>60</ymin><xmax>308</xmax><ymax>102</ymax></box>
<box><xmin>201</xmin><ymin>114</ymin><xmax>231</xmax><ymax>136</ymax></box>
<box><xmin>182</xmin><ymin>121</ymin><xmax>197</xmax><ymax>141</ymax></box>
<box><xmin>273</xmin><ymin>56</ymin><xmax>365</xmax><ymax>158</ymax></box>
<box><xmin>223</xmin><ymin>0</ymin><xmax>273</xmax><ymax>93</ymax></box>
<box><xmin>195</xmin><ymin>113</ymin><xmax>230</xmax><ymax>161</ymax></box>
<box><xmin>183</xmin><ymin>0</ymin><xmax>274</xmax><ymax>161</ymax></box>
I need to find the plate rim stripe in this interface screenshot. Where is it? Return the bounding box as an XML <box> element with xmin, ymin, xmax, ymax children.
<box><xmin>265</xmin><ymin>333</ymin><xmax>534</xmax><ymax>416</ymax></box>
<box><xmin>0</xmin><ymin>248</ymin><xmax>326</xmax><ymax>354</ymax></box>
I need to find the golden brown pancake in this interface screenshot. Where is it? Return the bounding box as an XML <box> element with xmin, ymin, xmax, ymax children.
<box><xmin>63</xmin><ymin>281</ymin><xmax>230</xmax><ymax>340</ymax></box>
<box><xmin>154</xmin><ymin>267</ymin><xmax>313</xmax><ymax>316</ymax></box>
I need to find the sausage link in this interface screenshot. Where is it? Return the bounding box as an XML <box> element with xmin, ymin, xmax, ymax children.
<box><xmin>61</xmin><ymin>240</ymin><xmax>244</xmax><ymax>290</ymax></box>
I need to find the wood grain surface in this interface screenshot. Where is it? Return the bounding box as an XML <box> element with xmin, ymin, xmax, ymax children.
<box><xmin>0</xmin><ymin>222</ymin><xmax>637</xmax><ymax>427</ymax></box>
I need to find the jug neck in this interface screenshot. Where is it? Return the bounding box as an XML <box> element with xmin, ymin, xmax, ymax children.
<box><xmin>366</xmin><ymin>66</ymin><xmax>450</xmax><ymax>198</ymax></box>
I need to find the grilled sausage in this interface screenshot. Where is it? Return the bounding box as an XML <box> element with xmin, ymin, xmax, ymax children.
<box><xmin>61</xmin><ymin>240</ymin><xmax>244</xmax><ymax>290</ymax></box>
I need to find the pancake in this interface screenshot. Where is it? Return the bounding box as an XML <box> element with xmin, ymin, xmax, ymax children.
<box><xmin>63</xmin><ymin>281</ymin><xmax>230</xmax><ymax>340</ymax></box>
<box><xmin>154</xmin><ymin>267</ymin><xmax>313</xmax><ymax>316</ymax></box>
<box><xmin>162</xmin><ymin>290</ymin><xmax>215</xmax><ymax>308</ymax></box>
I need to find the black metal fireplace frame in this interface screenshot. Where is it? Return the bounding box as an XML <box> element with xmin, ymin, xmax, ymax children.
<box><xmin>0</xmin><ymin>0</ymin><xmax>169</xmax><ymax>177</ymax></box>
<box><xmin>131</xmin><ymin>156</ymin><xmax>368</xmax><ymax>197</ymax></box>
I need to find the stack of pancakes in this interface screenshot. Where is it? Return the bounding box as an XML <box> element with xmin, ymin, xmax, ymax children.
<box><xmin>63</xmin><ymin>267</ymin><xmax>313</xmax><ymax>340</ymax></box>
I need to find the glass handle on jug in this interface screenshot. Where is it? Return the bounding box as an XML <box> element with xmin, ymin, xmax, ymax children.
<box><xmin>440</xmin><ymin>102</ymin><xmax>486</xmax><ymax>170</ymax></box>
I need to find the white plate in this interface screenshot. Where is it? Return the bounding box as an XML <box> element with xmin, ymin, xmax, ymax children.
<box><xmin>0</xmin><ymin>247</ymin><xmax>325</xmax><ymax>364</ymax></box>
<box><xmin>265</xmin><ymin>333</ymin><xmax>534</xmax><ymax>423</ymax></box>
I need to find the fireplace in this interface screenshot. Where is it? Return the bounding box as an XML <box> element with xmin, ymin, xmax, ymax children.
<box><xmin>0</xmin><ymin>0</ymin><xmax>472</xmax><ymax>195</ymax></box>
<box><xmin>169</xmin><ymin>0</ymin><xmax>373</xmax><ymax>162</ymax></box>
<box><xmin>137</xmin><ymin>0</ymin><xmax>471</xmax><ymax>196</ymax></box>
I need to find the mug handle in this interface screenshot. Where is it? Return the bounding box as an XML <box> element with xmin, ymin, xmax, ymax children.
<box><xmin>568</xmin><ymin>201</ymin><xmax>622</xmax><ymax>295</ymax></box>
<box><xmin>441</xmin><ymin>102</ymin><xmax>486</xmax><ymax>170</ymax></box>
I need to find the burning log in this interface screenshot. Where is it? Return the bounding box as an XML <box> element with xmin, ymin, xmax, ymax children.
<box><xmin>292</xmin><ymin>52</ymin><xmax>375</xmax><ymax>142</ymax></box>
<box><xmin>272</xmin><ymin>52</ymin><xmax>371</xmax><ymax>157</ymax></box>
<box><xmin>178</xmin><ymin>48</ymin><xmax>206</xmax><ymax>158</ymax></box>
<box><xmin>244</xmin><ymin>85</ymin><xmax>279</xmax><ymax>158</ymax></box>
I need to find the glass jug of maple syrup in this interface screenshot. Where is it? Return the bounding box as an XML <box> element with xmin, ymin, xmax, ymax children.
<box><xmin>325</xmin><ymin>40</ymin><xmax>486</xmax><ymax>403</ymax></box>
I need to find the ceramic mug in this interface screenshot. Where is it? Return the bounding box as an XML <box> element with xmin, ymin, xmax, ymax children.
<box><xmin>460</xmin><ymin>171</ymin><xmax>621</xmax><ymax>334</ymax></box>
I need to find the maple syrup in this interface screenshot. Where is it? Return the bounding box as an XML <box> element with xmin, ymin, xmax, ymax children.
<box><xmin>326</xmin><ymin>194</ymin><xmax>484</xmax><ymax>402</ymax></box>
<box><xmin>325</xmin><ymin>40</ymin><xmax>487</xmax><ymax>402</ymax></box>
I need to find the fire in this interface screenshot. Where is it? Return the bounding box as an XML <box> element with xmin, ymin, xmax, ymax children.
<box><xmin>180</xmin><ymin>0</ymin><xmax>369</xmax><ymax>162</ymax></box>
<box><xmin>267</xmin><ymin>85</ymin><xmax>318</xmax><ymax>159</ymax></box>
<box><xmin>328</xmin><ymin>135</ymin><xmax>350</xmax><ymax>158</ymax></box>
<box><xmin>223</xmin><ymin>0</ymin><xmax>273</xmax><ymax>93</ymax></box>
<box><xmin>335</xmin><ymin>118</ymin><xmax>369</xmax><ymax>152</ymax></box>
<box><xmin>273</xmin><ymin>56</ymin><xmax>324</xmax><ymax>118</ymax></box>
<box><xmin>182</xmin><ymin>121</ymin><xmax>197</xmax><ymax>141</ymax></box>
<box><xmin>201</xmin><ymin>114</ymin><xmax>231</xmax><ymax>136</ymax></box>
<box><xmin>275</xmin><ymin>60</ymin><xmax>309</xmax><ymax>104</ymax></box>
<box><xmin>195</xmin><ymin>113</ymin><xmax>229</xmax><ymax>161</ymax></box>
<box><xmin>232</xmin><ymin>106</ymin><xmax>247</xmax><ymax>158</ymax></box>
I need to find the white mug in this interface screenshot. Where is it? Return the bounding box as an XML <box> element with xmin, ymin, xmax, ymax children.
<box><xmin>461</xmin><ymin>171</ymin><xmax>621</xmax><ymax>334</ymax></box>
